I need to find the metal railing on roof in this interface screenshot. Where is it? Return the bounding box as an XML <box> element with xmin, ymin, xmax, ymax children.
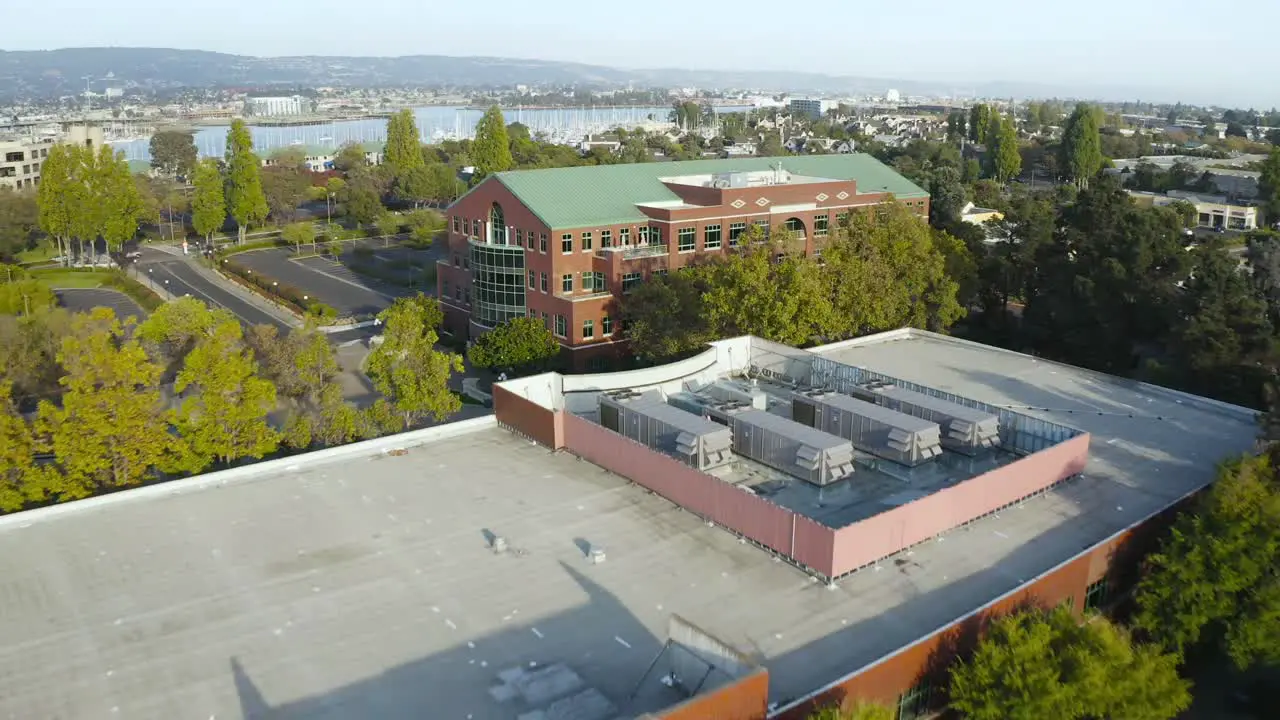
<box><xmin>597</xmin><ymin>243</ymin><xmax>669</xmax><ymax>259</ymax></box>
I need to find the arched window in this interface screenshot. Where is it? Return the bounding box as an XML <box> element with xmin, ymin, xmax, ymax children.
<box><xmin>784</xmin><ymin>217</ymin><xmax>806</xmax><ymax>237</ymax></box>
<box><xmin>489</xmin><ymin>203</ymin><xmax>507</xmax><ymax>244</ymax></box>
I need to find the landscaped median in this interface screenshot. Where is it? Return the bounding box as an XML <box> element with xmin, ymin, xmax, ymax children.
<box><xmin>213</xmin><ymin>256</ymin><xmax>339</xmax><ymax>324</ymax></box>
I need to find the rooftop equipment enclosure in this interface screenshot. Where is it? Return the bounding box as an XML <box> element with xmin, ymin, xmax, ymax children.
<box><xmin>598</xmin><ymin>391</ymin><xmax>734</xmax><ymax>471</ymax></box>
<box><xmin>792</xmin><ymin>391</ymin><xmax>943</xmax><ymax>467</ymax></box>
<box><xmin>725</xmin><ymin>408</ymin><xmax>855</xmax><ymax>487</ymax></box>
<box><xmin>856</xmin><ymin>383</ymin><xmax>1001</xmax><ymax>455</ymax></box>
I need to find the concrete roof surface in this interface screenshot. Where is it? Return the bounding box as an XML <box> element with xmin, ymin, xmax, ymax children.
<box><xmin>0</xmin><ymin>335</ymin><xmax>1258</xmax><ymax>719</ymax></box>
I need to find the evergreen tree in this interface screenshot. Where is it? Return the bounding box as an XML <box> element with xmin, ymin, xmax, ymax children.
<box><xmin>35</xmin><ymin>144</ymin><xmax>78</xmax><ymax>265</ymax></box>
<box><xmin>384</xmin><ymin>109</ymin><xmax>425</xmax><ymax>177</ymax></box>
<box><xmin>471</xmin><ymin>105</ymin><xmax>514</xmax><ymax>180</ymax></box>
<box><xmin>969</xmin><ymin>104</ymin><xmax>993</xmax><ymax>144</ymax></box>
<box><xmin>989</xmin><ymin>114</ymin><xmax>1023</xmax><ymax>183</ymax></box>
<box><xmin>95</xmin><ymin>145</ymin><xmax>146</xmax><ymax>254</ymax></box>
<box><xmin>1258</xmin><ymin>148</ymin><xmax>1280</xmax><ymax>225</ymax></box>
<box><xmin>1061</xmin><ymin>103</ymin><xmax>1104</xmax><ymax>189</ymax></box>
<box><xmin>190</xmin><ymin>158</ymin><xmax>226</xmax><ymax>243</ymax></box>
<box><xmin>224</xmin><ymin>120</ymin><xmax>269</xmax><ymax>245</ymax></box>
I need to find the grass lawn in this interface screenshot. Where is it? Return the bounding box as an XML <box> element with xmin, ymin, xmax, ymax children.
<box><xmin>29</xmin><ymin>270</ymin><xmax>107</xmax><ymax>289</ymax></box>
<box><xmin>16</xmin><ymin>243</ymin><xmax>59</xmax><ymax>266</ymax></box>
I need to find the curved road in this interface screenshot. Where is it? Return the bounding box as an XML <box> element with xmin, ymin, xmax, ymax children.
<box><xmin>134</xmin><ymin>249</ymin><xmax>288</xmax><ymax>330</ymax></box>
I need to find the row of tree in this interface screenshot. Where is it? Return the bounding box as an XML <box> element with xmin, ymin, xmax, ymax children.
<box><xmin>0</xmin><ymin>293</ymin><xmax>463</xmax><ymax>514</ymax></box>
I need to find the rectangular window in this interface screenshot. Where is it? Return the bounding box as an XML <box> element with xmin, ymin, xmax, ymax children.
<box><xmin>452</xmin><ymin>217</ymin><xmax>460</xmax><ymax>232</ymax></box>
<box><xmin>582</xmin><ymin>319</ymin><xmax>594</xmax><ymax>339</ymax></box>
<box><xmin>1084</xmin><ymin>578</ymin><xmax>1110</xmax><ymax>612</ymax></box>
<box><xmin>464</xmin><ymin>288</ymin><xmax>471</xmax><ymax>304</ymax></box>
<box><xmin>897</xmin><ymin>681</ymin><xmax>932</xmax><ymax>720</ymax></box>
<box><xmin>454</xmin><ymin>287</ymin><xmax>462</xmax><ymax>301</ymax></box>
<box><xmin>540</xmin><ymin>233</ymin><xmax>548</xmax><ymax>253</ymax></box>
<box><xmin>561</xmin><ymin>273</ymin><xmax>573</xmax><ymax>293</ymax></box>
<box><xmin>602</xmin><ymin>315</ymin><xmax>613</xmax><ymax>336</ymax></box>
<box><xmin>651</xmin><ymin>226</ymin><xmax>662</xmax><ymax>245</ymax></box>
<box><xmin>814</xmin><ymin>214</ymin><xmax>829</xmax><ymax>237</ymax></box>
<box><xmin>704</xmin><ymin>224</ymin><xmax>722</xmax><ymax>250</ymax></box>
<box><xmin>540</xmin><ymin>272</ymin><xmax>548</xmax><ymax>293</ymax></box>
<box><xmin>527</xmin><ymin>270</ymin><xmax>535</xmax><ymax>289</ymax></box>
<box><xmin>453</xmin><ymin>254</ymin><xmax>460</xmax><ymax>267</ymax></box>
<box><xmin>561</xmin><ymin>233</ymin><xmax>573</xmax><ymax>253</ymax></box>
<box><xmin>541</xmin><ymin>311</ymin><xmax>549</xmax><ymax>329</ymax></box>
<box><xmin>581</xmin><ymin>271</ymin><xmax>607</xmax><ymax>293</ymax></box>
<box><xmin>472</xmin><ymin>220</ymin><xmax>481</xmax><ymax>237</ymax></box>
<box><xmin>619</xmin><ymin>228</ymin><xmax>630</xmax><ymax>246</ymax></box>
<box><xmin>638</xmin><ymin>226</ymin><xmax>649</xmax><ymax>244</ymax></box>
<box><xmin>652</xmin><ymin>268</ymin><xmax>668</xmax><ymax>279</ymax></box>
<box><xmin>621</xmin><ymin>272</ymin><xmax>642</xmax><ymax>293</ymax></box>
<box><xmin>442</xmin><ymin>279</ymin><xmax>450</xmax><ymax>296</ymax></box>
<box><xmin>677</xmin><ymin>227</ymin><xmax>696</xmax><ymax>252</ymax></box>
<box><xmin>515</xmin><ymin>228</ymin><xmax>524</xmax><ymax>247</ymax></box>
<box><xmin>581</xmin><ymin>231</ymin><xmax>593</xmax><ymax>251</ymax></box>
<box><xmin>836</xmin><ymin>211</ymin><xmax>849</xmax><ymax>227</ymax></box>
<box><xmin>554</xmin><ymin>314</ymin><xmax>567</xmax><ymax>338</ymax></box>
<box><xmin>728</xmin><ymin>222</ymin><xmax>746</xmax><ymax>246</ymax></box>
<box><xmin>601</xmin><ymin>230</ymin><xmax>612</xmax><ymax>248</ymax></box>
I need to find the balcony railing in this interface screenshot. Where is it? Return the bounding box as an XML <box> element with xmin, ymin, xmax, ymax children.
<box><xmin>598</xmin><ymin>243</ymin><xmax>669</xmax><ymax>260</ymax></box>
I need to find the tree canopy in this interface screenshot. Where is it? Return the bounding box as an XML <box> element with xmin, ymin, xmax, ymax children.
<box><xmin>190</xmin><ymin>158</ymin><xmax>226</xmax><ymax>242</ymax></box>
<box><xmin>1061</xmin><ymin>104</ymin><xmax>1104</xmax><ymax>189</ymax></box>
<box><xmin>467</xmin><ymin>316</ymin><xmax>561</xmax><ymax>373</ymax></box>
<box><xmin>224</xmin><ymin>119</ymin><xmax>269</xmax><ymax>244</ymax></box>
<box><xmin>471</xmin><ymin>105</ymin><xmax>514</xmax><ymax>180</ymax></box>
<box><xmin>365</xmin><ymin>294</ymin><xmax>463</xmax><ymax>428</ymax></box>
<box><xmin>148</xmin><ymin>130</ymin><xmax>198</xmax><ymax>178</ymax></box>
<box><xmin>384</xmin><ymin>109</ymin><xmax>425</xmax><ymax>177</ymax></box>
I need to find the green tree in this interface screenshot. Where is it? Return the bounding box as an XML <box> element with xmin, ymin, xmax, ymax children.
<box><xmin>1061</xmin><ymin>103</ymin><xmax>1104</xmax><ymax>189</ymax></box>
<box><xmin>224</xmin><ymin>119</ymin><xmax>269</xmax><ymax>244</ymax></box>
<box><xmin>701</xmin><ymin>234</ymin><xmax>832</xmax><ymax>346</ymax></box>
<box><xmin>404</xmin><ymin>208</ymin><xmax>443</xmax><ymax>246</ymax></box>
<box><xmin>173</xmin><ymin>317</ymin><xmax>279</xmax><ymax>467</ymax></box>
<box><xmin>621</xmin><ymin>269</ymin><xmax>715</xmax><ymax>362</ymax></box>
<box><xmin>467</xmin><ymin>316</ymin><xmax>561</xmax><ymax>373</ymax></box>
<box><xmin>1134</xmin><ymin>454</ymin><xmax>1280</xmax><ymax>669</ymax></box>
<box><xmin>1258</xmin><ymin>148</ymin><xmax>1280</xmax><ymax>225</ymax></box>
<box><xmin>135</xmin><ymin>295</ymin><xmax>230</xmax><ymax>365</ymax></box>
<box><xmin>471</xmin><ymin>105</ymin><xmax>514</xmax><ymax>180</ymax></box>
<box><xmin>267</xmin><ymin>146</ymin><xmax>306</xmax><ymax>171</ymax></box>
<box><xmin>334</xmin><ymin>142</ymin><xmax>368</xmax><ymax>173</ymax></box>
<box><xmin>35</xmin><ymin>309</ymin><xmax>176</xmax><ymax>499</ymax></box>
<box><xmin>805</xmin><ymin>701</ymin><xmax>894</xmax><ymax>720</ymax></box>
<box><xmin>261</xmin><ymin>165</ymin><xmax>310</xmax><ymax>223</ymax></box>
<box><xmin>0</xmin><ymin>308</ymin><xmax>71</xmax><ymax>405</ymax></box>
<box><xmin>365</xmin><ymin>295</ymin><xmax>463</xmax><ymax>428</ymax></box>
<box><xmin>281</xmin><ymin>221</ymin><xmax>314</xmax><ymax>255</ymax></box>
<box><xmin>36</xmin><ymin>143</ymin><xmax>83</xmax><ymax>265</ymax></box>
<box><xmin>0</xmin><ymin>381</ymin><xmax>37</xmax><ymax>512</ymax></box>
<box><xmin>148</xmin><ymin>130</ymin><xmax>198</xmax><ymax>178</ymax></box>
<box><xmin>394</xmin><ymin>164</ymin><xmax>434</xmax><ymax>207</ymax></box>
<box><xmin>989</xmin><ymin>114</ymin><xmax>1023</xmax><ymax>183</ymax></box>
<box><xmin>375</xmin><ymin>211</ymin><xmax>401</xmax><ymax>243</ymax></box>
<box><xmin>339</xmin><ymin>169</ymin><xmax>385</xmax><ymax>227</ymax></box>
<box><xmin>190</xmin><ymin>158</ymin><xmax>226</xmax><ymax>243</ymax></box>
<box><xmin>95</xmin><ymin>145</ymin><xmax>146</xmax><ymax>255</ymax></box>
<box><xmin>969</xmin><ymin>104</ymin><xmax>994</xmax><ymax>144</ymax></box>
<box><xmin>950</xmin><ymin>606</ymin><xmax>1189</xmax><ymax>720</ymax></box>
<box><xmin>0</xmin><ymin>187</ymin><xmax>42</xmax><ymax>261</ymax></box>
<box><xmin>384</xmin><ymin>109</ymin><xmax>425</xmax><ymax>177</ymax></box>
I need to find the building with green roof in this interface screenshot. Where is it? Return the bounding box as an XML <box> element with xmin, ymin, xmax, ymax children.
<box><xmin>439</xmin><ymin>154</ymin><xmax>929</xmax><ymax>370</ymax></box>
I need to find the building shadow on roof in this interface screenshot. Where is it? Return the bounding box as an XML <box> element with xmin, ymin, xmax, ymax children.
<box><xmin>228</xmin><ymin>561</ymin><xmax>694</xmax><ymax>720</ymax></box>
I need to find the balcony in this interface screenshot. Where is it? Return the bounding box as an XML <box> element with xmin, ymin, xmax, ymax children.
<box><xmin>597</xmin><ymin>243</ymin><xmax>669</xmax><ymax>260</ymax></box>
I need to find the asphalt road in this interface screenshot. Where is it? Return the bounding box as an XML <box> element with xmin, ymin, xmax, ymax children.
<box><xmin>54</xmin><ymin>288</ymin><xmax>146</xmax><ymax>321</ymax></box>
<box><xmin>233</xmin><ymin>248</ymin><xmax>397</xmax><ymax>317</ymax></box>
<box><xmin>133</xmin><ymin>249</ymin><xmax>289</xmax><ymax>330</ymax></box>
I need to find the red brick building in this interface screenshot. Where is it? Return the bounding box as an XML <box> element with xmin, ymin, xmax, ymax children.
<box><xmin>438</xmin><ymin>156</ymin><xmax>929</xmax><ymax>370</ymax></box>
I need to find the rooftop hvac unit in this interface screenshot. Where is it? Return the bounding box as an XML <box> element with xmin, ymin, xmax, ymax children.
<box><xmin>704</xmin><ymin>379</ymin><xmax>769</xmax><ymax>410</ymax></box>
<box><xmin>725</xmin><ymin>408</ymin><xmax>855</xmax><ymax>487</ymax></box>
<box><xmin>792</xmin><ymin>391</ymin><xmax>943</xmax><ymax>467</ymax></box>
<box><xmin>598</xmin><ymin>392</ymin><xmax>734</xmax><ymax>471</ymax></box>
<box><xmin>861</xmin><ymin>384</ymin><xmax>1000</xmax><ymax>456</ymax></box>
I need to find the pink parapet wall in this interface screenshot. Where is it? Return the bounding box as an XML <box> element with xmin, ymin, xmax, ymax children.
<box><xmin>829</xmin><ymin>433</ymin><xmax>1092</xmax><ymax>577</ymax></box>
<box><xmin>560</xmin><ymin>413</ymin><xmax>838</xmax><ymax>576</ymax></box>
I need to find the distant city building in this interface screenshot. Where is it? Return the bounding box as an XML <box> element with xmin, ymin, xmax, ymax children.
<box><xmin>104</xmin><ymin>87</ymin><xmax>124</xmax><ymax>99</ymax></box>
<box><xmin>243</xmin><ymin>96</ymin><xmax>313</xmax><ymax>117</ymax></box>
<box><xmin>885</xmin><ymin>88</ymin><xmax>902</xmax><ymax>103</ymax></box>
<box><xmin>789</xmin><ymin>98</ymin><xmax>825</xmax><ymax>120</ymax></box>
<box><xmin>439</xmin><ymin>155</ymin><xmax>929</xmax><ymax>370</ymax></box>
<box><xmin>1128</xmin><ymin>189</ymin><xmax>1258</xmax><ymax>231</ymax></box>
<box><xmin>0</xmin><ymin>122</ymin><xmax>104</xmax><ymax>190</ymax></box>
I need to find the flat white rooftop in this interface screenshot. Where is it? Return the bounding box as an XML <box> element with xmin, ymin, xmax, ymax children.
<box><xmin>0</xmin><ymin>333</ymin><xmax>1257</xmax><ymax>720</ymax></box>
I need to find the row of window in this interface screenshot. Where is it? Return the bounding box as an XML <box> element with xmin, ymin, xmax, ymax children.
<box><xmin>512</xmin><ymin>270</ymin><xmax>610</xmax><ymax>295</ymax></box>
<box><xmin>531</xmin><ymin>309</ymin><xmax>614</xmax><ymax>341</ymax></box>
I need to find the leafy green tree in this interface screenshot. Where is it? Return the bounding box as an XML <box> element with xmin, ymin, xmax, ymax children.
<box><xmin>1258</xmin><ymin>148</ymin><xmax>1280</xmax><ymax>225</ymax></box>
<box><xmin>375</xmin><ymin>211</ymin><xmax>401</xmax><ymax>242</ymax></box>
<box><xmin>0</xmin><ymin>272</ymin><xmax>56</xmax><ymax>315</ymax></box>
<box><xmin>969</xmin><ymin>104</ymin><xmax>994</xmax><ymax>144</ymax></box>
<box><xmin>95</xmin><ymin>145</ymin><xmax>146</xmax><ymax>255</ymax></box>
<box><xmin>384</xmin><ymin>109</ymin><xmax>425</xmax><ymax>177</ymax></box>
<box><xmin>394</xmin><ymin>164</ymin><xmax>434</xmax><ymax>207</ymax></box>
<box><xmin>173</xmin><ymin>317</ymin><xmax>279</xmax><ymax>467</ymax></box>
<box><xmin>621</xmin><ymin>269</ymin><xmax>715</xmax><ymax>362</ymax></box>
<box><xmin>36</xmin><ymin>143</ymin><xmax>83</xmax><ymax>264</ymax></box>
<box><xmin>1134</xmin><ymin>454</ymin><xmax>1280</xmax><ymax>669</ymax></box>
<box><xmin>989</xmin><ymin>114</ymin><xmax>1023</xmax><ymax>183</ymax></box>
<box><xmin>190</xmin><ymin>158</ymin><xmax>226</xmax><ymax>243</ymax></box>
<box><xmin>35</xmin><ymin>309</ymin><xmax>176</xmax><ymax>499</ymax></box>
<box><xmin>281</xmin><ymin>221</ymin><xmax>314</xmax><ymax>255</ymax></box>
<box><xmin>701</xmin><ymin>234</ymin><xmax>832</xmax><ymax>346</ymax></box>
<box><xmin>136</xmin><ymin>295</ymin><xmax>232</xmax><ymax>365</ymax></box>
<box><xmin>467</xmin><ymin>316</ymin><xmax>560</xmax><ymax>373</ymax></box>
<box><xmin>0</xmin><ymin>308</ymin><xmax>70</xmax><ymax>405</ymax></box>
<box><xmin>404</xmin><ymin>208</ymin><xmax>443</xmax><ymax>246</ymax></box>
<box><xmin>0</xmin><ymin>187</ymin><xmax>42</xmax><ymax>261</ymax></box>
<box><xmin>1061</xmin><ymin>103</ymin><xmax>1104</xmax><ymax>189</ymax></box>
<box><xmin>261</xmin><ymin>165</ymin><xmax>310</xmax><ymax>223</ymax></box>
<box><xmin>806</xmin><ymin>701</ymin><xmax>894</xmax><ymax>720</ymax></box>
<box><xmin>148</xmin><ymin>130</ymin><xmax>198</xmax><ymax>178</ymax></box>
<box><xmin>334</xmin><ymin>142</ymin><xmax>368</xmax><ymax>173</ymax></box>
<box><xmin>339</xmin><ymin>169</ymin><xmax>385</xmax><ymax>227</ymax></box>
<box><xmin>267</xmin><ymin>146</ymin><xmax>306</xmax><ymax>171</ymax></box>
<box><xmin>224</xmin><ymin>119</ymin><xmax>269</xmax><ymax>245</ymax></box>
<box><xmin>0</xmin><ymin>381</ymin><xmax>37</xmax><ymax>512</ymax></box>
<box><xmin>471</xmin><ymin>105</ymin><xmax>514</xmax><ymax>180</ymax></box>
<box><xmin>950</xmin><ymin>606</ymin><xmax>1189</xmax><ymax>720</ymax></box>
<box><xmin>365</xmin><ymin>294</ymin><xmax>463</xmax><ymax>428</ymax></box>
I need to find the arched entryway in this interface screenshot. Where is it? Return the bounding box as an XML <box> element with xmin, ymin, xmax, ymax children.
<box><xmin>783</xmin><ymin>216</ymin><xmax>807</xmax><ymax>238</ymax></box>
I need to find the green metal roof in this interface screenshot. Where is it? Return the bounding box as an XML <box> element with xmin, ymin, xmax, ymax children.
<box><xmin>488</xmin><ymin>154</ymin><xmax>929</xmax><ymax>230</ymax></box>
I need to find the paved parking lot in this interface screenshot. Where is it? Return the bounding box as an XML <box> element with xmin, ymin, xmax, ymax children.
<box><xmin>136</xmin><ymin>250</ymin><xmax>290</xmax><ymax>331</ymax></box>
<box><xmin>54</xmin><ymin>288</ymin><xmax>147</xmax><ymax>320</ymax></box>
<box><xmin>234</xmin><ymin>248</ymin><xmax>399</xmax><ymax>318</ymax></box>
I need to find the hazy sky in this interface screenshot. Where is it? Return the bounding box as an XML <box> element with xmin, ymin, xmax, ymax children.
<box><xmin>6</xmin><ymin>0</ymin><xmax>1277</xmax><ymax>107</ymax></box>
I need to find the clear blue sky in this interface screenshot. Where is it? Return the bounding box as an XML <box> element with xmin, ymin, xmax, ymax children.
<box><xmin>6</xmin><ymin>0</ymin><xmax>1277</xmax><ymax>107</ymax></box>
